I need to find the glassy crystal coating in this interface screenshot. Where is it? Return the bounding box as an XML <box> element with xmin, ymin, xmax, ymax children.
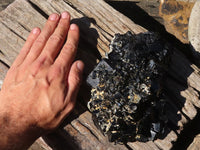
<box><xmin>87</xmin><ymin>31</ymin><xmax>171</xmax><ymax>143</ymax></box>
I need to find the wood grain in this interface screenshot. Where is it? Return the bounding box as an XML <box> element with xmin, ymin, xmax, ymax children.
<box><xmin>0</xmin><ymin>0</ymin><xmax>200</xmax><ymax>149</ymax></box>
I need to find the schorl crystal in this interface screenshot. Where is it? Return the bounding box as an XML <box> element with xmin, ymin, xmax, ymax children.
<box><xmin>87</xmin><ymin>31</ymin><xmax>171</xmax><ymax>144</ymax></box>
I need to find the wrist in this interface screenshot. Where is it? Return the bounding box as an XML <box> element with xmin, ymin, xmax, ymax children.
<box><xmin>0</xmin><ymin>114</ymin><xmax>42</xmax><ymax>150</ymax></box>
<box><xmin>0</xmin><ymin>94</ymin><xmax>43</xmax><ymax>150</ymax></box>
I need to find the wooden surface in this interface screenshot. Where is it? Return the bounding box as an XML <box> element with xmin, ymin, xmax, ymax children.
<box><xmin>188</xmin><ymin>134</ymin><xmax>200</xmax><ymax>150</ymax></box>
<box><xmin>0</xmin><ymin>0</ymin><xmax>200</xmax><ymax>149</ymax></box>
<box><xmin>107</xmin><ymin>0</ymin><xmax>195</xmax><ymax>43</ymax></box>
<box><xmin>0</xmin><ymin>0</ymin><xmax>14</xmax><ymax>11</ymax></box>
<box><xmin>159</xmin><ymin>0</ymin><xmax>195</xmax><ymax>43</ymax></box>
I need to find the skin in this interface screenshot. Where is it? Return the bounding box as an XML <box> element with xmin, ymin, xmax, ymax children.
<box><xmin>0</xmin><ymin>12</ymin><xmax>84</xmax><ymax>150</ymax></box>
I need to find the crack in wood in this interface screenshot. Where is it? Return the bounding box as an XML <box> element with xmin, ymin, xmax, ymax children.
<box><xmin>0</xmin><ymin>59</ymin><xmax>10</xmax><ymax>68</ymax></box>
<box><xmin>1</xmin><ymin>22</ymin><xmax>26</xmax><ymax>41</ymax></box>
<box><xmin>95</xmin><ymin>24</ymin><xmax>113</xmax><ymax>39</ymax></box>
<box><xmin>77</xmin><ymin>120</ymin><xmax>101</xmax><ymax>142</ymax></box>
<box><xmin>124</xmin><ymin>143</ymin><xmax>135</xmax><ymax>150</ymax></box>
<box><xmin>193</xmin><ymin>87</ymin><xmax>200</xmax><ymax>100</ymax></box>
<box><xmin>27</xmin><ymin>0</ymin><xmax>48</xmax><ymax>19</ymax></box>
<box><xmin>64</xmin><ymin>0</ymin><xmax>113</xmax><ymax>39</ymax></box>
<box><xmin>49</xmin><ymin>3</ymin><xmax>60</xmax><ymax>13</ymax></box>
<box><xmin>0</xmin><ymin>49</ymin><xmax>5</xmax><ymax>56</ymax></box>
<box><xmin>18</xmin><ymin>22</ymin><xmax>31</xmax><ymax>32</ymax></box>
<box><xmin>63</xmin><ymin>0</ymin><xmax>86</xmax><ymax>17</ymax></box>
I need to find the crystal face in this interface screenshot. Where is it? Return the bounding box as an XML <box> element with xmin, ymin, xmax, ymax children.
<box><xmin>87</xmin><ymin>31</ymin><xmax>171</xmax><ymax>143</ymax></box>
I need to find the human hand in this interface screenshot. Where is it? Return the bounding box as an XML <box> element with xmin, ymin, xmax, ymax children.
<box><xmin>0</xmin><ymin>12</ymin><xmax>84</xmax><ymax>149</ymax></box>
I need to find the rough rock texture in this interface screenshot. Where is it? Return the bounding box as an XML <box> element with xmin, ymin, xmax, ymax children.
<box><xmin>87</xmin><ymin>31</ymin><xmax>171</xmax><ymax>143</ymax></box>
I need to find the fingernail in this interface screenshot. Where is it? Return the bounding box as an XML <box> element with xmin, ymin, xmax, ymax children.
<box><xmin>32</xmin><ymin>28</ymin><xmax>40</xmax><ymax>34</ymax></box>
<box><xmin>77</xmin><ymin>61</ymin><xmax>84</xmax><ymax>73</ymax></box>
<box><xmin>70</xmin><ymin>24</ymin><xmax>77</xmax><ymax>30</ymax></box>
<box><xmin>49</xmin><ymin>14</ymin><xmax>59</xmax><ymax>21</ymax></box>
<box><xmin>61</xmin><ymin>12</ymin><xmax>69</xmax><ymax>19</ymax></box>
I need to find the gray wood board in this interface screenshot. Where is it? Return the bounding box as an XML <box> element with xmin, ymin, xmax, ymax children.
<box><xmin>0</xmin><ymin>0</ymin><xmax>200</xmax><ymax>149</ymax></box>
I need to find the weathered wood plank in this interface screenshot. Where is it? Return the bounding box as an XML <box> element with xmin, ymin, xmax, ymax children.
<box><xmin>29</xmin><ymin>0</ymin><xmax>146</xmax><ymax>57</ymax></box>
<box><xmin>154</xmin><ymin>130</ymin><xmax>177</xmax><ymax>150</ymax></box>
<box><xmin>29</xmin><ymin>138</ymin><xmax>52</xmax><ymax>150</ymax></box>
<box><xmin>70</xmin><ymin>111</ymin><xmax>127</xmax><ymax>150</ymax></box>
<box><xmin>187</xmin><ymin>134</ymin><xmax>200</xmax><ymax>150</ymax></box>
<box><xmin>105</xmin><ymin>0</ymin><xmax>141</xmax><ymax>1</ymax></box>
<box><xmin>0</xmin><ymin>0</ymin><xmax>46</xmax><ymax>66</ymax></box>
<box><xmin>0</xmin><ymin>21</ymin><xmax>24</xmax><ymax>66</ymax></box>
<box><xmin>1</xmin><ymin>0</ymin><xmax>200</xmax><ymax>150</ymax></box>
<box><xmin>127</xmin><ymin>141</ymin><xmax>160</xmax><ymax>150</ymax></box>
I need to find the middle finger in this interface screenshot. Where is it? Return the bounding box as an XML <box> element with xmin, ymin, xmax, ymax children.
<box><xmin>36</xmin><ymin>12</ymin><xmax>71</xmax><ymax>66</ymax></box>
<box><xmin>22</xmin><ymin>13</ymin><xmax>60</xmax><ymax>66</ymax></box>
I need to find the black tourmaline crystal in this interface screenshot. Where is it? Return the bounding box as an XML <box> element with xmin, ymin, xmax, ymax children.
<box><xmin>87</xmin><ymin>31</ymin><xmax>171</xmax><ymax>143</ymax></box>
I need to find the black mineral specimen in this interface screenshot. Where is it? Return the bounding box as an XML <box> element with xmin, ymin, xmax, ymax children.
<box><xmin>87</xmin><ymin>31</ymin><xmax>171</xmax><ymax>144</ymax></box>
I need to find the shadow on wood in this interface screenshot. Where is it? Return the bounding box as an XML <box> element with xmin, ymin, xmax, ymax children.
<box><xmin>41</xmin><ymin>17</ymin><xmax>101</xmax><ymax>150</ymax></box>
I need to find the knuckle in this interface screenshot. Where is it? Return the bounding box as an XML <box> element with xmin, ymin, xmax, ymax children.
<box><xmin>45</xmin><ymin>55</ymin><xmax>54</xmax><ymax>65</ymax></box>
<box><xmin>53</xmin><ymin>66</ymin><xmax>63</xmax><ymax>76</ymax></box>
<box><xmin>59</xmin><ymin>20</ymin><xmax>69</xmax><ymax>28</ymax></box>
<box><xmin>39</xmin><ymin>55</ymin><xmax>53</xmax><ymax>66</ymax></box>
<box><xmin>65</xmin><ymin>102</ymin><xmax>76</xmax><ymax>116</ymax></box>
<box><xmin>71</xmin><ymin>75</ymin><xmax>81</xmax><ymax>86</ymax></box>
<box><xmin>63</xmin><ymin>43</ymin><xmax>77</xmax><ymax>53</ymax></box>
<box><xmin>35</xmin><ymin>35</ymin><xmax>46</xmax><ymax>44</ymax></box>
<box><xmin>68</xmin><ymin>102</ymin><xmax>75</xmax><ymax>112</ymax></box>
<box><xmin>5</xmin><ymin>68</ymin><xmax>17</xmax><ymax>82</ymax></box>
<box><xmin>46</xmin><ymin>21</ymin><xmax>56</xmax><ymax>31</ymax></box>
<box><xmin>49</xmin><ymin>66</ymin><xmax>64</xmax><ymax>80</ymax></box>
<box><xmin>8</xmin><ymin>67</ymin><xmax>17</xmax><ymax>74</ymax></box>
<box><xmin>49</xmin><ymin>34</ymin><xmax>64</xmax><ymax>43</ymax></box>
<box><xmin>40</xmin><ymin>78</ymin><xmax>50</xmax><ymax>89</ymax></box>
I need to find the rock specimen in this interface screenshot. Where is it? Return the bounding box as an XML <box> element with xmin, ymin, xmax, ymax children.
<box><xmin>87</xmin><ymin>31</ymin><xmax>171</xmax><ymax>143</ymax></box>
